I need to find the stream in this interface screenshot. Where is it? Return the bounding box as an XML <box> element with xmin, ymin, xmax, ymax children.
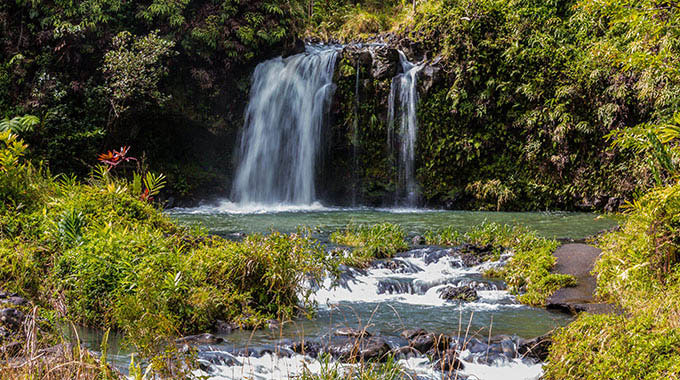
<box><xmin>79</xmin><ymin>207</ymin><xmax>616</xmax><ymax>379</ymax></box>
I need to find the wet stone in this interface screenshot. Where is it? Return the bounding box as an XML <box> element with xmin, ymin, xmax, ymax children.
<box><xmin>335</xmin><ymin>327</ymin><xmax>371</xmax><ymax>338</ymax></box>
<box><xmin>432</xmin><ymin>348</ymin><xmax>464</xmax><ymax>372</ymax></box>
<box><xmin>290</xmin><ymin>341</ymin><xmax>321</xmax><ymax>357</ymax></box>
<box><xmin>176</xmin><ymin>333</ymin><xmax>224</xmax><ymax>345</ymax></box>
<box><xmin>401</xmin><ymin>328</ymin><xmax>427</xmax><ymax>340</ymax></box>
<box><xmin>438</xmin><ymin>286</ymin><xmax>479</xmax><ymax>302</ymax></box>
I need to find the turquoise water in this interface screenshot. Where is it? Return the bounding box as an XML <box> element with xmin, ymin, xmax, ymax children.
<box><xmin>169</xmin><ymin>204</ymin><xmax>617</xmax><ymax>241</ymax></box>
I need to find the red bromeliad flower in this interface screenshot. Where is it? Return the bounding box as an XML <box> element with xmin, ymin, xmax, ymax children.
<box><xmin>98</xmin><ymin>146</ymin><xmax>136</xmax><ymax>168</ymax></box>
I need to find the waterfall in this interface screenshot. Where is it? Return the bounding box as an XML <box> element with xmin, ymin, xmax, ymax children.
<box><xmin>232</xmin><ymin>46</ymin><xmax>339</xmax><ymax>205</ymax></box>
<box><xmin>388</xmin><ymin>51</ymin><xmax>424</xmax><ymax>206</ymax></box>
<box><xmin>351</xmin><ymin>59</ymin><xmax>361</xmax><ymax>206</ymax></box>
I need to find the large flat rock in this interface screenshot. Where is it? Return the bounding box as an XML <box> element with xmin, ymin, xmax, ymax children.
<box><xmin>546</xmin><ymin>243</ymin><xmax>618</xmax><ymax>315</ymax></box>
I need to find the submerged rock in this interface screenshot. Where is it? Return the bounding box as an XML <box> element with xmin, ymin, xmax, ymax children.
<box><xmin>335</xmin><ymin>327</ymin><xmax>371</xmax><ymax>338</ymax></box>
<box><xmin>326</xmin><ymin>336</ymin><xmax>391</xmax><ymax>362</ymax></box>
<box><xmin>518</xmin><ymin>333</ymin><xmax>552</xmax><ymax>361</ymax></box>
<box><xmin>290</xmin><ymin>340</ymin><xmax>322</xmax><ymax>357</ymax></box>
<box><xmin>438</xmin><ymin>286</ymin><xmax>479</xmax><ymax>302</ymax></box>
<box><xmin>456</xmin><ymin>244</ymin><xmax>496</xmax><ymax>266</ymax></box>
<box><xmin>401</xmin><ymin>328</ymin><xmax>428</xmax><ymax>340</ymax></box>
<box><xmin>432</xmin><ymin>348</ymin><xmax>465</xmax><ymax>373</ymax></box>
<box><xmin>176</xmin><ymin>333</ymin><xmax>224</xmax><ymax>346</ymax></box>
<box><xmin>213</xmin><ymin>319</ymin><xmax>237</xmax><ymax>335</ymax></box>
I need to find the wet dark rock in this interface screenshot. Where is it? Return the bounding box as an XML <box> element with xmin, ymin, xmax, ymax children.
<box><xmin>370</xmin><ymin>46</ymin><xmax>400</xmax><ymax>80</ymax></box>
<box><xmin>500</xmin><ymin>339</ymin><xmax>517</xmax><ymax>358</ymax></box>
<box><xmin>290</xmin><ymin>341</ymin><xmax>322</xmax><ymax>357</ymax></box>
<box><xmin>326</xmin><ymin>336</ymin><xmax>391</xmax><ymax>362</ymax></box>
<box><xmin>438</xmin><ymin>286</ymin><xmax>479</xmax><ymax>302</ymax></box>
<box><xmin>335</xmin><ymin>327</ymin><xmax>371</xmax><ymax>338</ymax></box>
<box><xmin>419</xmin><ymin>58</ymin><xmax>442</xmax><ymax>94</ymax></box>
<box><xmin>410</xmin><ymin>333</ymin><xmax>449</xmax><ymax>354</ymax></box>
<box><xmin>466</xmin><ymin>339</ymin><xmax>489</xmax><ymax>354</ymax></box>
<box><xmin>518</xmin><ymin>333</ymin><xmax>552</xmax><ymax>361</ymax></box>
<box><xmin>432</xmin><ymin>349</ymin><xmax>464</xmax><ymax>372</ymax></box>
<box><xmin>0</xmin><ymin>308</ymin><xmax>24</xmax><ymax>330</ymax></box>
<box><xmin>412</xmin><ymin>235</ymin><xmax>426</xmax><ymax>245</ymax></box>
<box><xmin>176</xmin><ymin>333</ymin><xmax>224</xmax><ymax>346</ymax></box>
<box><xmin>200</xmin><ymin>351</ymin><xmax>242</xmax><ymax>366</ymax></box>
<box><xmin>401</xmin><ymin>328</ymin><xmax>428</xmax><ymax>340</ymax></box>
<box><xmin>282</xmin><ymin>38</ymin><xmax>306</xmax><ymax>58</ymax></box>
<box><xmin>377</xmin><ymin>279</ymin><xmax>415</xmax><ymax>295</ymax></box>
<box><xmin>213</xmin><ymin>319</ymin><xmax>237</xmax><ymax>335</ymax></box>
<box><xmin>392</xmin><ymin>345</ymin><xmax>419</xmax><ymax>358</ymax></box>
<box><xmin>371</xmin><ymin>259</ymin><xmax>421</xmax><ymax>274</ymax></box>
<box><xmin>604</xmin><ymin>197</ymin><xmax>622</xmax><ymax>213</ymax></box>
<box><xmin>422</xmin><ymin>249</ymin><xmax>454</xmax><ymax>265</ymax></box>
<box><xmin>197</xmin><ymin>359</ymin><xmax>214</xmax><ymax>373</ymax></box>
<box><xmin>456</xmin><ymin>244</ymin><xmax>496</xmax><ymax>266</ymax></box>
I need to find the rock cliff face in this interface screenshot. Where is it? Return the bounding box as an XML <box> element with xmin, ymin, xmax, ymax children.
<box><xmin>318</xmin><ymin>40</ymin><xmax>444</xmax><ymax>206</ymax></box>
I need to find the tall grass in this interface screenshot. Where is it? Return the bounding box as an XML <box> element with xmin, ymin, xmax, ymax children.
<box><xmin>331</xmin><ymin>222</ymin><xmax>408</xmax><ymax>267</ymax></box>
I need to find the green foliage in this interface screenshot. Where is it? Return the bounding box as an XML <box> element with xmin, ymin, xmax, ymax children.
<box><xmin>0</xmin><ymin>135</ymin><xmax>332</xmax><ymax>374</ymax></box>
<box><xmin>331</xmin><ymin>222</ymin><xmax>407</xmax><ymax>266</ymax></box>
<box><xmin>545</xmin><ymin>312</ymin><xmax>680</xmax><ymax>380</ymax></box>
<box><xmin>102</xmin><ymin>30</ymin><xmax>176</xmax><ymax>120</ymax></box>
<box><xmin>0</xmin><ymin>115</ymin><xmax>40</xmax><ymax>134</ymax></box>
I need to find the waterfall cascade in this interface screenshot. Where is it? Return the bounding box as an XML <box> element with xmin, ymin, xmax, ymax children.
<box><xmin>388</xmin><ymin>51</ymin><xmax>424</xmax><ymax>207</ymax></box>
<box><xmin>231</xmin><ymin>46</ymin><xmax>339</xmax><ymax>206</ymax></box>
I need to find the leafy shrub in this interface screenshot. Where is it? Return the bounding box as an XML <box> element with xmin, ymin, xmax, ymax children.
<box><xmin>331</xmin><ymin>222</ymin><xmax>407</xmax><ymax>266</ymax></box>
<box><xmin>545</xmin><ymin>312</ymin><xmax>680</xmax><ymax>380</ymax></box>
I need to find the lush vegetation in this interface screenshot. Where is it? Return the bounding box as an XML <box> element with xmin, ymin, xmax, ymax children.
<box><xmin>0</xmin><ymin>0</ymin><xmax>307</xmax><ymax>202</ymax></box>
<box><xmin>544</xmin><ymin>102</ymin><xmax>680</xmax><ymax>377</ymax></box>
<box><xmin>544</xmin><ymin>183</ymin><xmax>680</xmax><ymax>379</ymax></box>
<box><xmin>330</xmin><ymin>222</ymin><xmax>408</xmax><ymax>267</ymax></box>
<box><xmin>426</xmin><ymin>222</ymin><xmax>574</xmax><ymax>305</ymax></box>
<box><xmin>0</xmin><ymin>131</ymin><xmax>331</xmax><ymax>374</ymax></box>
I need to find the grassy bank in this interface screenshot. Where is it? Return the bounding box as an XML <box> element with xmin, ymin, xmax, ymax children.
<box><xmin>330</xmin><ymin>222</ymin><xmax>408</xmax><ymax>267</ymax></box>
<box><xmin>544</xmin><ymin>183</ymin><xmax>680</xmax><ymax>379</ymax></box>
<box><xmin>0</xmin><ymin>131</ymin><xmax>332</xmax><ymax>374</ymax></box>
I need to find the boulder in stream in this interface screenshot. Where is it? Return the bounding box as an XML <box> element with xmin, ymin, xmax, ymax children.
<box><xmin>433</xmin><ymin>348</ymin><xmax>465</xmax><ymax>373</ymax></box>
<box><xmin>334</xmin><ymin>327</ymin><xmax>371</xmax><ymax>338</ymax></box>
<box><xmin>438</xmin><ymin>286</ymin><xmax>479</xmax><ymax>302</ymax></box>
<box><xmin>518</xmin><ymin>333</ymin><xmax>552</xmax><ymax>361</ymax></box>
<box><xmin>326</xmin><ymin>336</ymin><xmax>391</xmax><ymax>362</ymax></box>
<box><xmin>176</xmin><ymin>333</ymin><xmax>224</xmax><ymax>346</ymax></box>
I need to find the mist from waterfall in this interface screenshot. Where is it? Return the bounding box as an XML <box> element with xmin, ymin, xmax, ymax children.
<box><xmin>232</xmin><ymin>46</ymin><xmax>339</xmax><ymax>206</ymax></box>
<box><xmin>388</xmin><ymin>51</ymin><xmax>424</xmax><ymax>207</ymax></box>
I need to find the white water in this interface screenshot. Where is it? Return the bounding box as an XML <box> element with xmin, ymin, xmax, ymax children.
<box><xmin>188</xmin><ymin>248</ymin><xmax>549</xmax><ymax>380</ymax></box>
<box><xmin>232</xmin><ymin>46</ymin><xmax>340</xmax><ymax>205</ymax></box>
<box><xmin>197</xmin><ymin>352</ymin><xmax>543</xmax><ymax>380</ymax></box>
<box><xmin>388</xmin><ymin>51</ymin><xmax>424</xmax><ymax>207</ymax></box>
<box><xmin>312</xmin><ymin>249</ymin><xmax>519</xmax><ymax>311</ymax></box>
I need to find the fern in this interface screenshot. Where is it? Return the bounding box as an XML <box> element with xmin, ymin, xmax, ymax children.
<box><xmin>0</xmin><ymin>115</ymin><xmax>40</xmax><ymax>134</ymax></box>
<box><xmin>57</xmin><ymin>209</ymin><xmax>85</xmax><ymax>246</ymax></box>
<box><xmin>143</xmin><ymin>172</ymin><xmax>166</xmax><ymax>197</ymax></box>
